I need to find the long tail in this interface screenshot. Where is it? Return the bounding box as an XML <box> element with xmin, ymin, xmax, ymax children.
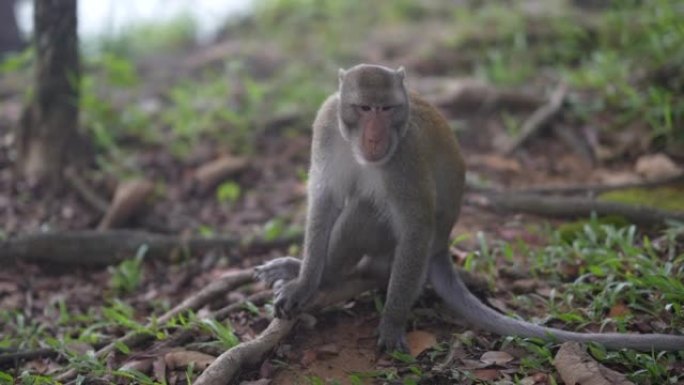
<box><xmin>428</xmin><ymin>254</ymin><xmax>684</xmax><ymax>352</ymax></box>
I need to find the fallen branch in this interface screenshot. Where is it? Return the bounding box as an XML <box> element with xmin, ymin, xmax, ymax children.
<box><xmin>469</xmin><ymin>192</ymin><xmax>684</xmax><ymax>227</ymax></box>
<box><xmin>55</xmin><ymin>270</ymin><xmax>254</xmax><ymax>382</ymax></box>
<box><xmin>508</xmin><ymin>173</ymin><xmax>684</xmax><ymax>195</ymax></box>
<box><xmin>465</xmin><ymin>173</ymin><xmax>684</xmax><ymax>195</ymax></box>
<box><xmin>194</xmin><ymin>278</ymin><xmax>379</xmax><ymax>385</ymax></box>
<box><xmin>0</xmin><ymin>230</ymin><xmax>303</xmax><ymax>266</ymax></box>
<box><xmin>505</xmin><ymin>83</ymin><xmax>567</xmax><ymax>155</ymax></box>
<box><xmin>195</xmin><ymin>318</ymin><xmax>296</xmax><ymax>385</ymax></box>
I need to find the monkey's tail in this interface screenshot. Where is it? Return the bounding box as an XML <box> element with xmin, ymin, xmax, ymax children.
<box><xmin>428</xmin><ymin>254</ymin><xmax>684</xmax><ymax>352</ymax></box>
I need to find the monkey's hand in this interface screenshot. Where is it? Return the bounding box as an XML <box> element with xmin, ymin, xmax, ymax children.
<box><xmin>377</xmin><ymin>319</ymin><xmax>409</xmax><ymax>353</ymax></box>
<box><xmin>254</xmin><ymin>256</ymin><xmax>301</xmax><ymax>289</ymax></box>
<box><xmin>274</xmin><ymin>280</ymin><xmax>315</xmax><ymax>319</ymax></box>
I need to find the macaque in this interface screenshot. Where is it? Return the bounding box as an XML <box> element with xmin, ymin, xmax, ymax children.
<box><xmin>256</xmin><ymin>64</ymin><xmax>684</xmax><ymax>352</ymax></box>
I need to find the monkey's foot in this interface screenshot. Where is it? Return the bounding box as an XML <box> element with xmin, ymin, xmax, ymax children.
<box><xmin>376</xmin><ymin>320</ymin><xmax>409</xmax><ymax>353</ymax></box>
<box><xmin>254</xmin><ymin>256</ymin><xmax>301</xmax><ymax>289</ymax></box>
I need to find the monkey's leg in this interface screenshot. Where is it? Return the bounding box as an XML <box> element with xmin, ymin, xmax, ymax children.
<box><xmin>320</xmin><ymin>201</ymin><xmax>393</xmax><ymax>287</ymax></box>
<box><xmin>355</xmin><ymin>255</ymin><xmax>392</xmax><ymax>283</ymax></box>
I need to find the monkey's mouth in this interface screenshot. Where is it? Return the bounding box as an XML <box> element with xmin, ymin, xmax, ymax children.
<box><xmin>361</xmin><ymin>140</ymin><xmax>390</xmax><ymax>162</ymax></box>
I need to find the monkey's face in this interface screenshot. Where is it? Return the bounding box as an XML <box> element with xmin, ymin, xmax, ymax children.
<box><xmin>338</xmin><ymin>64</ymin><xmax>409</xmax><ymax>165</ymax></box>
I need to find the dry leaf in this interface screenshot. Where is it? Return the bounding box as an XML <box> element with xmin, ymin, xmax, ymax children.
<box><xmin>635</xmin><ymin>153</ymin><xmax>682</xmax><ymax>180</ymax></box>
<box><xmin>608</xmin><ymin>303</ymin><xmax>630</xmax><ymax>318</ymax></box>
<box><xmin>164</xmin><ymin>350</ymin><xmax>215</xmax><ymax>370</ymax></box>
<box><xmin>480</xmin><ymin>350</ymin><xmax>514</xmax><ymax>366</ymax></box>
<box><xmin>473</xmin><ymin>368</ymin><xmax>501</xmax><ymax>381</ymax></box>
<box><xmin>153</xmin><ymin>356</ymin><xmax>167</xmax><ymax>384</ymax></box>
<box><xmin>519</xmin><ymin>373</ymin><xmax>548</xmax><ymax>385</ymax></box>
<box><xmin>553</xmin><ymin>342</ymin><xmax>634</xmax><ymax>385</ymax></box>
<box><xmin>192</xmin><ymin>155</ymin><xmax>248</xmax><ymax>193</ymax></box>
<box><xmin>593</xmin><ymin>170</ymin><xmax>641</xmax><ymax>185</ymax></box>
<box><xmin>461</xmin><ymin>358</ymin><xmax>490</xmax><ymax>369</ymax></box>
<box><xmin>511</xmin><ymin>279</ymin><xmax>538</xmax><ymax>294</ymax></box>
<box><xmin>300</xmin><ymin>349</ymin><xmax>318</xmax><ymax>367</ymax></box>
<box><xmin>120</xmin><ymin>358</ymin><xmax>154</xmax><ymax>373</ymax></box>
<box><xmin>98</xmin><ymin>179</ymin><xmax>155</xmax><ymax>229</ymax></box>
<box><xmin>468</xmin><ymin>154</ymin><xmax>522</xmax><ymax>174</ymax></box>
<box><xmin>0</xmin><ymin>281</ymin><xmax>18</xmax><ymax>294</ymax></box>
<box><xmin>316</xmin><ymin>343</ymin><xmax>340</xmax><ymax>356</ymax></box>
<box><xmin>24</xmin><ymin>359</ymin><xmax>51</xmax><ymax>374</ymax></box>
<box><xmin>64</xmin><ymin>342</ymin><xmax>94</xmax><ymax>357</ymax></box>
<box><xmin>406</xmin><ymin>330</ymin><xmax>438</xmax><ymax>357</ymax></box>
<box><xmin>259</xmin><ymin>360</ymin><xmax>275</xmax><ymax>378</ymax></box>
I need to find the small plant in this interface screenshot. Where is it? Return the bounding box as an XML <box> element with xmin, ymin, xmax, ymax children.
<box><xmin>108</xmin><ymin>245</ymin><xmax>147</xmax><ymax>294</ymax></box>
<box><xmin>216</xmin><ymin>181</ymin><xmax>241</xmax><ymax>203</ymax></box>
<box><xmin>199</xmin><ymin>318</ymin><xmax>239</xmax><ymax>349</ymax></box>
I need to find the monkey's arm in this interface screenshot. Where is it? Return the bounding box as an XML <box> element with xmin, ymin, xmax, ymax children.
<box><xmin>298</xmin><ymin>189</ymin><xmax>340</xmax><ymax>290</ymax></box>
<box><xmin>274</xmin><ymin>185</ymin><xmax>339</xmax><ymax>318</ymax></box>
<box><xmin>377</xmin><ymin>182</ymin><xmax>435</xmax><ymax>351</ymax></box>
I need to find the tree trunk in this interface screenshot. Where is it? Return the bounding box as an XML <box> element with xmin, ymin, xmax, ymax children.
<box><xmin>17</xmin><ymin>0</ymin><xmax>79</xmax><ymax>187</ymax></box>
<box><xmin>0</xmin><ymin>0</ymin><xmax>23</xmax><ymax>55</ymax></box>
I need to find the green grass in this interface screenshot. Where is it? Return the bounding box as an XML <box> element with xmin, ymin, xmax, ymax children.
<box><xmin>528</xmin><ymin>221</ymin><xmax>684</xmax><ymax>383</ymax></box>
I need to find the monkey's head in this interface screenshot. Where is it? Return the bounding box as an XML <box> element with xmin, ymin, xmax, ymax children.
<box><xmin>338</xmin><ymin>64</ymin><xmax>409</xmax><ymax>165</ymax></box>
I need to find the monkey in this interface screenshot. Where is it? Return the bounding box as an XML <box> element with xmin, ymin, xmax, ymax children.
<box><xmin>255</xmin><ymin>64</ymin><xmax>684</xmax><ymax>352</ymax></box>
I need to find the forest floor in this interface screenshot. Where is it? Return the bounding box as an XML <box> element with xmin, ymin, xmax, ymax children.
<box><xmin>1</xmin><ymin>1</ymin><xmax>683</xmax><ymax>384</ymax></box>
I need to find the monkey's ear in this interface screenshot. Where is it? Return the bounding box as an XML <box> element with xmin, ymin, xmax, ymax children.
<box><xmin>338</xmin><ymin>68</ymin><xmax>346</xmax><ymax>82</ymax></box>
<box><xmin>396</xmin><ymin>66</ymin><xmax>406</xmax><ymax>81</ymax></box>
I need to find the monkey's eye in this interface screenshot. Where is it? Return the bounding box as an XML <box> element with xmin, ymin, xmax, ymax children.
<box><xmin>381</xmin><ymin>106</ymin><xmax>393</xmax><ymax>111</ymax></box>
<box><xmin>359</xmin><ymin>105</ymin><xmax>371</xmax><ymax>112</ymax></box>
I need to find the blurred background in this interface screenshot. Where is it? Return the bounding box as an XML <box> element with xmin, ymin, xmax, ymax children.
<box><xmin>1</xmin><ymin>1</ymin><xmax>683</xmax><ymax>384</ymax></box>
<box><xmin>1</xmin><ymin>0</ymin><xmax>682</xmax><ymax>237</ymax></box>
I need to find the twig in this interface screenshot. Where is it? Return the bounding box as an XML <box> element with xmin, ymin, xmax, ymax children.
<box><xmin>63</xmin><ymin>167</ymin><xmax>109</xmax><ymax>213</ymax></box>
<box><xmin>213</xmin><ymin>290</ymin><xmax>272</xmax><ymax>321</ymax></box>
<box><xmin>0</xmin><ymin>348</ymin><xmax>57</xmax><ymax>367</ymax></box>
<box><xmin>552</xmin><ymin>124</ymin><xmax>595</xmax><ymax>165</ymax></box>
<box><xmin>194</xmin><ymin>279</ymin><xmax>379</xmax><ymax>385</ymax></box>
<box><xmin>469</xmin><ymin>192</ymin><xmax>684</xmax><ymax>227</ymax></box>
<box><xmin>0</xmin><ymin>230</ymin><xmax>303</xmax><ymax>266</ymax></box>
<box><xmin>0</xmin><ymin>340</ymin><xmax>110</xmax><ymax>367</ymax></box>
<box><xmin>435</xmin><ymin>331</ymin><xmax>474</xmax><ymax>371</ymax></box>
<box><xmin>505</xmin><ymin>83</ymin><xmax>567</xmax><ymax>155</ymax></box>
<box><xmin>55</xmin><ymin>270</ymin><xmax>254</xmax><ymax>382</ymax></box>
